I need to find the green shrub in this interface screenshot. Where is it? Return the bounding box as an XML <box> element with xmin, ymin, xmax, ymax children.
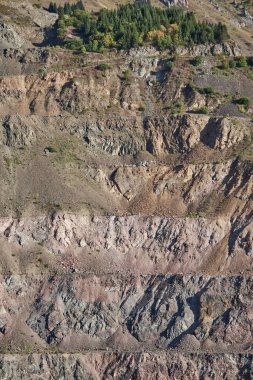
<box><xmin>123</xmin><ymin>70</ymin><xmax>130</xmax><ymax>81</ymax></box>
<box><xmin>228</xmin><ymin>60</ymin><xmax>237</xmax><ymax>68</ymax></box>
<box><xmin>199</xmin><ymin>86</ymin><xmax>214</xmax><ymax>95</ymax></box>
<box><xmin>38</xmin><ymin>67</ymin><xmax>47</xmax><ymax>75</ymax></box>
<box><xmin>236</xmin><ymin>97</ymin><xmax>250</xmax><ymax>108</ymax></box>
<box><xmin>221</xmin><ymin>60</ymin><xmax>229</xmax><ymax>69</ymax></box>
<box><xmin>190</xmin><ymin>56</ymin><xmax>202</xmax><ymax>66</ymax></box>
<box><xmin>185</xmin><ymin>81</ymin><xmax>195</xmax><ymax>93</ymax></box>
<box><xmin>174</xmin><ymin>100</ymin><xmax>185</xmax><ymax>114</ymax></box>
<box><xmin>198</xmin><ymin>106</ymin><xmax>208</xmax><ymax>114</ymax></box>
<box><xmin>165</xmin><ymin>59</ymin><xmax>174</xmax><ymax>72</ymax></box>
<box><xmin>237</xmin><ymin>56</ymin><xmax>248</xmax><ymax>68</ymax></box>
<box><xmin>46</xmin><ymin>146</ymin><xmax>58</xmax><ymax>153</ymax></box>
<box><xmin>96</xmin><ymin>63</ymin><xmax>111</xmax><ymax>71</ymax></box>
<box><xmin>138</xmin><ymin>105</ymin><xmax>145</xmax><ymax>111</ymax></box>
<box><xmin>65</xmin><ymin>38</ymin><xmax>84</xmax><ymax>51</ymax></box>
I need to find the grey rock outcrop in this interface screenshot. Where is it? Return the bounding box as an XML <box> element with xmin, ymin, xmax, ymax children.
<box><xmin>0</xmin><ymin>352</ymin><xmax>252</xmax><ymax>379</ymax></box>
<box><xmin>2</xmin><ymin>115</ymin><xmax>36</xmax><ymax>147</ymax></box>
<box><xmin>0</xmin><ymin>22</ymin><xmax>26</xmax><ymax>49</ymax></box>
<box><xmin>175</xmin><ymin>42</ymin><xmax>241</xmax><ymax>57</ymax></box>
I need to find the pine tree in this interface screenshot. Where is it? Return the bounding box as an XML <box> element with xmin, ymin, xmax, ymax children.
<box><xmin>215</xmin><ymin>22</ymin><xmax>229</xmax><ymax>43</ymax></box>
<box><xmin>77</xmin><ymin>1</ymin><xmax>85</xmax><ymax>10</ymax></box>
<box><xmin>58</xmin><ymin>6</ymin><xmax>64</xmax><ymax>18</ymax></box>
<box><xmin>48</xmin><ymin>2</ymin><xmax>57</xmax><ymax>13</ymax></box>
<box><xmin>130</xmin><ymin>25</ymin><xmax>140</xmax><ymax>48</ymax></box>
<box><xmin>64</xmin><ymin>3</ymin><xmax>71</xmax><ymax>14</ymax></box>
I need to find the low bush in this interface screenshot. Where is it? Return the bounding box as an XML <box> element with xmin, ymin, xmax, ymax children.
<box><xmin>123</xmin><ymin>70</ymin><xmax>130</xmax><ymax>81</ymax></box>
<box><xmin>236</xmin><ymin>56</ymin><xmax>248</xmax><ymax>68</ymax></box>
<box><xmin>185</xmin><ymin>81</ymin><xmax>195</xmax><ymax>95</ymax></box>
<box><xmin>65</xmin><ymin>38</ymin><xmax>84</xmax><ymax>51</ymax></box>
<box><xmin>228</xmin><ymin>60</ymin><xmax>237</xmax><ymax>68</ymax></box>
<box><xmin>96</xmin><ymin>63</ymin><xmax>111</xmax><ymax>71</ymax></box>
<box><xmin>236</xmin><ymin>96</ymin><xmax>250</xmax><ymax>108</ymax></box>
<box><xmin>190</xmin><ymin>56</ymin><xmax>202</xmax><ymax>66</ymax></box>
<box><xmin>165</xmin><ymin>58</ymin><xmax>175</xmax><ymax>72</ymax></box>
<box><xmin>46</xmin><ymin>146</ymin><xmax>58</xmax><ymax>153</ymax></box>
<box><xmin>198</xmin><ymin>106</ymin><xmax>208</xmax><ymax>114</ymax></box>
<box><xmin>221</xmin><ymin>60</ymin><xmax>229</xmax><ymax>69</ymax></box>
<box><xmin>199</xmin><ymin>86</ymin><xmax>214</xmax><ymax>95</ymax></box>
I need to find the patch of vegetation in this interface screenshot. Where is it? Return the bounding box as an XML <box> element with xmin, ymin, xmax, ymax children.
<box><xmin>196</xmin><ymin>192</ymin><xmax>219</xmax><ymax>217</ymax></box>
<box><xmin>189</xmin><ymin>56</ymin><xmax>203</xmax><ymax>66</ymax></box>
<box><xmin>64</xmin><ymin>37</ymin><xmax>84</xmax><ymax>51</ymax></box>
<box><xmin>168</xmin><ymin>100</ymin><xmax>185</xmax><ymax>114</ymax></box>
<box><xmin>38</xmin><ymin>67</ymin><xmax>47</xmax><ymax>75</ymax></box>
<box><xmin>236</xmin><ymin>96</ymin><xmax>250</xmax><ymax>106</ymax></box>
<box><xmin>96</xmin><ymin>63</ymin><xmax>111</xmax><ymax>71</ymax></box>
<box><xmin>47</xmin><ymin>138</ymin><xmax>81</xmax><ymax>165</ymax></box>
<box><xmin>164</xmin><ymin>57</ymin><xmax>175</xmax><ymax>72</ymax></box>
<box><xmin>3</xmin><ymin>155</ymin><xmax>21</xmax><ymax>168</ymax></box>
<box><xmin>218</xmin><ymin>56</ymin><xmax>249</xmax><ymax>70</ymax></box>
<box><xmin>228</xmin><ymin>60</ymin><xmax>237</xmax><ymax>69</ymax></box>
<box><xmin>185</xmin><ymin>81</ymin><xmax>195</xmax><ymax>94</ymax></box>
<box><xmin>42</xmin><ymin>202</ymin><xmax>63</xmax><ymax>215</ymax></box>
<box><xmin>175</xmin><ymin>100</ymin><xmax>185</xmax><ymax>114</ymax></box>
<box><xmin>25</xmin><ymin>343</ymin><xmax>34</xmax><ymax>354</ymax></box>
<box><xmin>48</xmin><ymin>1</ymin><xmax>84</xmax><ymax>14</ymax></box>
<box><xmin>199</xmin><ymin>86</ymin><xmax>215</xmax><ymax>95</ymax></box>
<box><xmin>197</xmin><ymin>106</ymin><xmax>209</xmax><ymax>114</ymax></box>
<box><xmin>236</xmin><ymin>56</ymin><xmax>248</xmax><ymax>68</ymax></box>
<box><xmin>122</xmin><ymin>69</ymin><xmax>130</xmax><ymax>81</ymax></box>
<box><xmin>48</xmin><ymin>346</ymin><xmax>64</xmax><ymax>354</ymax></box>
<box><xmin>53</xmin><ymin>2</ymin><xmax>229</xmax><ymax>52</ymax></box>
<box><xmin>33</xmin><ymin>3</ymin><xmax>41</xmax><ymax>8</ymax></box>
<box><xmin>220</xmin><ymin>59</ymin><xmax>229</xmax><ymax>70</ymax></box>
<box><xmin>235</xmin><ymin>96</ymin><xmax>250</xmax><ymax>110</ymax></box>
<box><xmin>46</xmin><ymin>145</ymin><xmax>58</xmax><ymax>153</ymax></box>
<box><xmin>0</xmin><ymin>343</ymin><xmax>12</xmax><ymax>354</ymax></box>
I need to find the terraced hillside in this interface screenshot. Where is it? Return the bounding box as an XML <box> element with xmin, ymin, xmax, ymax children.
<box><xmin>0</xmin><ymin>0</ymin><xmax>252</xmax><ymax>379</ymax></box>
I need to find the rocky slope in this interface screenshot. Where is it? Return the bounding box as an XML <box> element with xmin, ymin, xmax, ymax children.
<box><xmin>0</xmin><ymin>0</ymin><xmax>252</xmax><ymax>379</ymax></box>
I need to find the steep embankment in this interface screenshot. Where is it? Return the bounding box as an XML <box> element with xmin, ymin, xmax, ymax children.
<box><xmin>0</xmin><ymin>0</ymin><xmax>252</xmax><ymax>378</ymax></box>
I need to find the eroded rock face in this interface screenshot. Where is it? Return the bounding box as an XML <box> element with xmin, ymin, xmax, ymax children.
<box><xmin>162</xmin><ymin>0</ymin><xmax>189</xmax><ymax>8</ymax></box>
<box><xmin>0</xmin><ymin>22</ymin><xmax>26</xmax><ymax>49</ymax></box>
<box><xmin>0</xmin><ymin>2</ymin><xmax>252</xmax><ymax>376</ymax></box>
<box><xmin>0</xmin><ymin>214</ymin><xmax>229</xmax><ymax>271</ymax></box>
<box><xmin>0</xmin><ymin>209</ymin><xmax>252</xmax><ymax>273</ymax></box>
<box><xmin>0</xmin><ymin>112</ymin><xmax>249</xmax><ymax>154</ymax></box>
<box><xmin>175</xmin><ymin>42</ymin><xmax>241</xmax><ymax>57</ymax></box>
<box><xmin>0</xmin><ymin>273</ymin><xmax>252</xmax><ymax>353</ymax></box>
<box><xmin>0</xmin><ymin>352</ymin><xmax>252</xmax><ymax>380</ymax></box>
<box><xmin>200</xmin><ymin>117</ymin><xmax>250</xmax><ymax>150</ymax></box>
<box><xmin>0</xmin><ymin>48</ymin><xmax>59</xmax><ymax>76</ymax></box>
<box><xmin>2</xmin><ymin>115</ymin><xmax>37</xmax><ymax>147</ymax></box>
<box><xmin>145</xmin><ymin>115</ymin><xmax>251</xmax><ymax>154</ymax></box>
<box><xmin>0</xmin><ymin>69</ymin><xmax>125</xmax><ymax>116</ymax></box>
